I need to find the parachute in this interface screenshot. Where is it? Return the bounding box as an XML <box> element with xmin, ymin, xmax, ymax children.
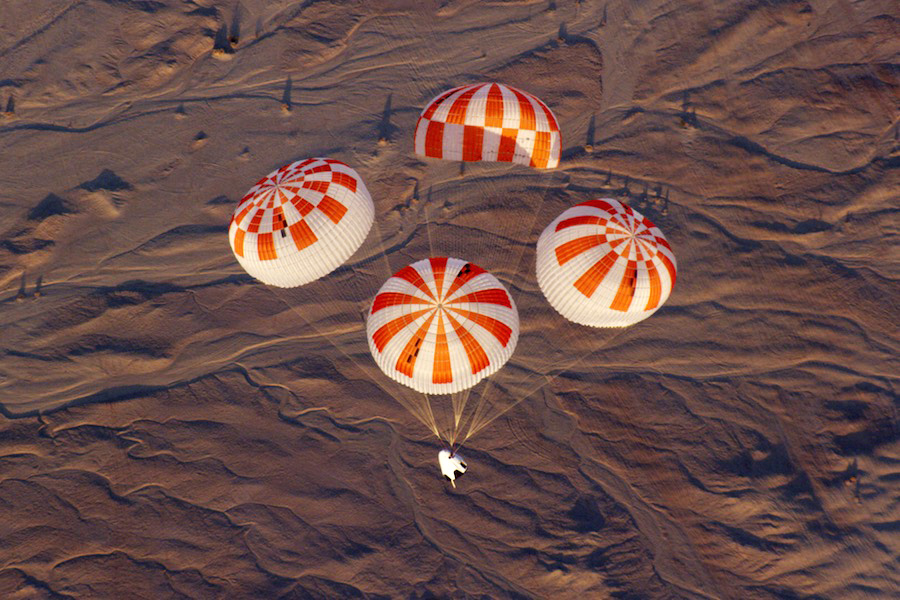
<box><xmin>536</xmin><ymin>198</ymin><xmax>677</xmax><ymax>327</ymax></box>
<box><xmin>229</xmin><ymin>158</ymin><xmax>374</xmax><ymax>287</ymax></box>
<box><xmin>366</xmin><ymin>257</ymin><xmax>519</xmax><ymax>395</ymax></box>
<box><xmin>414</xmin><ymin>82</ymin><xmax>561</xmax><ymax>169</ymax></box>
<box><xmin>225</xmin><ymin>90</ymin><xmax>680</xmax><ymax>487</ymax></box>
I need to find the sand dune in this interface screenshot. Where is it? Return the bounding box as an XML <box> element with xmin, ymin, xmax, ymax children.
<box><xmin>1</xmin><ymin>0</ymin><xmax>897</xmax><ymax>597</ymax></box>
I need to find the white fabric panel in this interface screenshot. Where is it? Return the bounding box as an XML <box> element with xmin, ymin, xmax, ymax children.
<box><xmin>464</xmin><ymin>84</ymin><xmax>491</xmax><ymax>126</ymax></box>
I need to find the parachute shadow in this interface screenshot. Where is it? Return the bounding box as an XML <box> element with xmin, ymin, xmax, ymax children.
<box><xmin>377</xmin><ymin>94</ymin><xmax>398</xmax><ymax>143</ymax></box>
<box><xmin>281</xmin><ymin>76</ymin><xmax>293</xmax><ymax>110</ymax></box>
<box><xmin>213</xmin><ymin>24</ymin><xmax>233</xmax><ymax>55</ymax></box>
<box><xmin>229</xmin><ymin>1</ymin><xmax>242</xmax><ymax>45</ymax></box>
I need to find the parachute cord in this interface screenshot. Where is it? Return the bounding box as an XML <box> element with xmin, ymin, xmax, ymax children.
<box><xmin>246</xmin><ymin>216</ymin><xmax>455</xmax><ymax>444</ymax></box>
<box><xmin>460</xmin><ymin>324</ymin><xmax>633</xmax><ymax>446</ymax></box>
<box><xmin>423</xmin><ymin>185</ymin><xmax>436</xmax><ymax>261</ymax></box>
<box><xmin>455</xmin><ymin>168</ymin><xmax>563</xmax><ymax>446</ymax></box>
<box><xmin>506</xmin><ymin>169</ymin><xmax>567</xmax><ymax>304</ymax></box>
<box><xmin>421</xmin><ymin>394</ymin><xmax>442</xmax><ymax>441</ymax></box>
<box><xmin>460</xmin><ymin>157</ymin><xmax>676</xmax><ymax>447</ymax></box>
<box><xmin>449</xmin><ymin>388</ymin><xmax>472</xmax><ymax>447</ymax></box>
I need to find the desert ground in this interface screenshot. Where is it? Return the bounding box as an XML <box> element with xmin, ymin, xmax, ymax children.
<box><xmin>1</xmin><ymin>0</ymin><xmax>898</xmax><ymax>598</ymax></box>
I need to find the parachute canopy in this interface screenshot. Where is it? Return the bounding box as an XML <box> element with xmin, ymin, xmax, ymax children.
<box><xmin>536</xmin><ymin>199</ymin><xmax>677</xmax><ymax>327</ymax></box>
<box><xmin>414</xmin><ymin>82</ymin><xmax>561</xmax><ymax>169</ymax></box>
<box><xmin>367</xmin><ymin>257</ymin><xmax>519</xmax><ymax>395</ymax></box>
<box><xmin>229</xmin><ymin>158</ymin><xmax>374</xmax><ymax>287</ymax></box>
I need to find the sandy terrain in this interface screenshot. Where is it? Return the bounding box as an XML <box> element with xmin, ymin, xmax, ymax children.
<box><xmin>1</xmin><ymin>0</ymin><xmax>898</xmax><ymax>597</ymax></box>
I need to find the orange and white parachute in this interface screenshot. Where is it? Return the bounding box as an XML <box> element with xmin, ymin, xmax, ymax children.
<box><xmin>414</xmin><ymin>83</ymin><xmax>561</xmax><ymax>169</ymax></box>
<box><xmin>229</xmin><ymin>158</ymin><xmax>374</xmax><ymax>287</ymax></box>
<box><xmin>536</xmin><ymin>199</ymin><xmax>677</xmax><ymax>327</ymax></box>
<box><xmin>367</xmin><ymin>257</ymin><xmax>519</xmax><ymax>395</ymax></box>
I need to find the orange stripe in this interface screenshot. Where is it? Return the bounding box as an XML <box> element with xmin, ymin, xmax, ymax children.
<box><xmin>292</xmin><ymin>158</ymin><xmax>316</xmax><ymax>171</ymax></box>
<box><xmin>371</xmin><ymin>292</ymin><xmax>431</xmax><ymax>314</ymax></box>
<box><xmin>234</xmin><ymin>202</ymin><xmax>255</xmax><ymax>226</ymax></box>
<box><xmin>445</xmin><ymin>85</ymin><xmax>480</xmax><ymax>125</ymax></box>
<box><xmin>447</xmin><ymin>288</ymin><xmax>511</xmax><ymax>308</ymax></box>
<box><xmin>393</xmin><ymin>265</ymin><xmax>436</xmax><ymax>300</ymax></box>
<box><xmin>497</xmin><ymin>128</ymin><xmax>518</xmax><ymax>162</ymax></box>
<box><xmin>430</xmin><ymin>257</ymin><xmax>448</xmax><ymax>298</ymax></box>
<box><xmin>288</xmin><ymin>219</ymin><xmax>317</xmax><ymax>251</ymax></box>
<box><xmin>446</xmin><ymin>307</ymin><xmax>512</xmax><ymax>347</ymax></box>
<box><xmin>605</xmin><ymin>220</ymin><xmax>632</xmax><ymax>237</ymax></box>
<box><xmin>250</xmin><ymin>174</ymin><xmax>273</xmax><ymax>190</ymax></box>
<box><xmin>573</xmin><ymin>250</ymin><xmax>618</xmax><ymax>298</ymax></box>
<box><xmin>372</xmin><ymin>309</ymin><xmax>431</xmax><ymax>352</ymax></box>
<box><xmin>444</xmin><ymin>311</ymin><xmax>490</xmax><ymax>375</ymax></box>
<box><xmin>271</xmin><ymin>206</ymin><xmax>286</xmax><ymax>230</ymax></box>
<box><xmin>510</xmin><ymin>88</ymin><xmax>536</xmax><ymax>130</ymax></box>
<box><xmin>305</xmin><ymin>164</ymin><xmax>332</xmax><ymax>175</ymax></box>
<box><xmin>424</xmin><ymin>120</ymin><xmax>445</xmax><ymax>158</ymax></box>
<box><xmin>657</xmin><ymin>250</ymin><xmax>677</xmax><ymax>286</ymax></box>
<box><xmin>423</xmin><ymin>86</ymin><xmax>465</xmax><ymax>119</ymax></box>
<box><xmin>556</xmin><ymin>215</ymin><xmax>606</xmax><ymax>231</ymax></box>
<box><xmin>581</xmin><ymin>199</ymin><xmax>617</xmax><ymax>213</ymax></box>
<box><xmin>233</xmin><ymin>228</ymin><xmax>246</xmax><ymax>257</ymax></box>
<box><xmin>302</xmin><ymin>180</ymin><xmax>329</xmax><ymax>193</ymax></box>
<box><xmin>331</xmin><ymin>171</ymin><xmax>357</xmax><ymax>193</ymax></box>
<box><xmin>530</xmin><ymin>130</ymin><xmax>551</xmax><ymax>168</ymax></box>
<box><xmin>654</xmin><ymin>234</ymin><xmax>674</xmax><ymax>255</ymax></box>
<box><xmin>645</xmin><ymin>263</ymin><xmax>661</xmax><ymax>310</ymax></box>
<box><xmin>633</xmin><ymin>239</ymin><xmax>646</xmax><ymax>262</ymax></box>
<box><xmin>239</xmin><ymin>191</ymin><xmax>257</xmax><ymax>206</ymax></box>
<box><xmin>247</xmin><ymin>211</ymin><xmax>263</xmax><ymax>233</ymax></box>
<box><xmin>432</xmin><ymin>312</ymin><xmax>452</xmax><ymax>384</ymax></box>
<box><xmin>257</xmin><ymin>232</ymin><xmax>276</xmax><ymax>261</ymax></box>
<box><xmin>610</xmin><ymin>259</ymin><xmax>638</xmax><ymax>311</ymax></box>
<box><xmin>555</xmin><ymin>234</ymin><xmax>604</xmax><ymax>265</ymax></box>
<box><xmin>462</xmin><ymin>125</ymin><xmax>483</xmax><ymax>161</ymax></box>
<box><xmin>444</xmin><ymin>262</ymin><xmax>487</xmax><ymax>299</ymax></box>
<box><xmin>485</xmin><ymin>83</ymin><xmax>504</xmax><ymax>128</ymax></box>
<box><xmin>608</xmin><ymin>237</ymin><xmax>628</xmax><ymax>250</ymax></box>
<box><xmin>395</xmin><ymin>311</ymin><xmax>437</xmax><ymax>378</ymax></box>
<box><xmin>317</xmin><ymin>195</ymin><xmax>347</xmax><ymax>224</ymax></box>
<box><xmin>291</xmin><ymin>197</ymin><xmax>314</xmax><ymax>216</ymax></box>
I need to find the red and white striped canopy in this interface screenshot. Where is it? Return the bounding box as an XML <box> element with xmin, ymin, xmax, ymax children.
<box><xmin>536</xmin><ymin>199</ymin><xmax>677</xmax><ymax>327</ymax></box>
<box><xmin>367</xmin><ymin>257</ymin><xmax>519</xmax><ymax>395</ymax></box>
<box><xmin>414</xmin><ymin>83</ymin><xmax>561</xmax><ymax>169</ymax></box>
<box><xmin>229</xmin><ymin>158</ymin><xmax>374</xmax><ymax>287</ymax></box>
